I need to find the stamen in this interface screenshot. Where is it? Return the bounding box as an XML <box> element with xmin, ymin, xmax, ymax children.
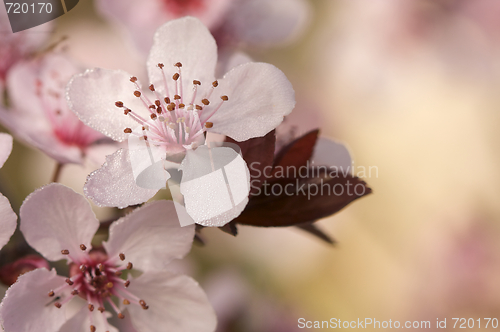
<box><xmin>134</xmin><ymin>91</ymin><xmax>141</xmax><ymax>97</ymax></box>
<box><xmin>127</xmin><ymin>262</ymin><xmax>133</xmax><ymax>270</ymax></box>
<box><xmin>90</xmin><ymin>326</ymin><xmax>96</xmax><ymax>332</ymax></box>
<box><xmin>54</xmin><ymin>302</ymin><xmax>62</xmax><ymax>308</ymax></box>
<box><xmin>115</xmin><ymin>101</ymin><xmax>124</xmax><ymax>108</ymax></box>
<box><xmin>196</xmin><ymin>105</ymin><xmax>203</xmax><ymax>110</ymax></box>
<box><xmin>124</xmin><ymin>128</ymin><xmax>132</xmax><ymax>133</ymax></box>
<box><xmin>173</xmin><ymin>73</ymin><xmax>180</xmax><ymax>81</ymax></box>
<box><xmin>165</xmin><ymin>97</ymin><xmax>171</xmax><ymax>104</ymax></box>
<box><xmin>174</xmin><ymin>62</ymin><xmax>182</xmax><ymax>67</ymax></box>
<box><xmin>119</xmin><ymin>253</ymin><xmax>125</xmax><ymax>261</ymax></box>
<box><xmin>123</xmin><ymin>299</ymin><xmax>130</xmax><ymax>305</ymax></box>
<box><xmin>98</xmin><ymin>307</ymin><xmax>105</xmax><ymax>313</ymax></box>
<box><xmin>66</xmin><ymin>278</ymin><xmax>74</xmax><ymax>286</ymax></box>
<box><xmin>48</xmin><ymin>291</ymin><xmax>55</xmax><ymax>297</ymax></box>
<box><xmin>88</xmin><ymin>304</ymin><xmax>94</xmax><ymax>312</ymax></box>
<box><xmin>193</xmin><ymin>80</ymin><xmax>201</xmax><ymax>85</ymax></box>
<box><xmin>151</xmin><ymin>114</ymin><xmax>157</xmax><ymax>120</ymax></box>
<box><xmin>174</xmin><ymin>95</ymin><xmax>181</xmax><ymax>100</ymax></box>
<box><xmin>149</xmin><ymin>84</ymin><xmax>155</xmax><ymax>91</ymax></box>
<box><xmin>205</xmin><ymin>122</ymin><xmax>213</xmax><ymax>128</ymax></box>
<box><xmin>139</xmin><ymin>300</ymin><xmax>149</xmax><ymax>309</ymax></box>
<box><xmin>124</xmin><ymin>109</ymin><xmax>131</xmax><ymax>115</ymax></box>
<box><xmin>212</xmin><ymin>81</ymin><xmax>218</xmax><ymax>87</ymax></box>
<box><xmin>71</xmin><ymin>289</ymin><xmax>79</xmax><ymax>296</ymax></box>
<box><xmin>201</xmin><ymin>99</ymin><xmax>210</xmax><ymax>105</ymax></box>
<box><xmin>61</xmin><ymin>249</ymin><xmax>69</xmax><ymax>255</ymax></box>
<box><xmin>130</xmin><ymin>77</ymin><xmax>138</xmax><ymax>83</ymax></box>
<box><xmin>80</xmin><ymin>265</ymin><xmax>87</xmax><ymax>273</ymax></box>
<box><xmin>155</xmin><ymin>100</ymin><xmax>161</xmax><ymax>106</ymax></box>
<box><xmin>221</xmin><ymin>95</ymin><xmax>229</xmax><ymax>101</ymax></box>
<box><xmin>124</xmin><ymin>280</ymin><xmax>130</xmax><ymax>288</ymax></box>
<box><xmin>80</xmin><ymin>244</ymin><xmax>87</xmax><ymax>251</ymax></box>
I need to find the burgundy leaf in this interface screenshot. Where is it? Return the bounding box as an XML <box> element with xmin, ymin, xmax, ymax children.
<box><xmin>296</xmin><ymin>222</ymin><xmax>336</xmax><ymax>245</ymax></box>
<box><xmin>273</xmin><ymin>129</ymin><xmax>319</xmax><ymax>169</ymax></box>
<box><xmin>233</xmin><ymin>168</ymin><xmax>372</xmax><ymax>227</ymax></box>
<box><xmin>225</xmin><ymin>130</ymin><xmax>276</xmax><ymax>195</ymax></box>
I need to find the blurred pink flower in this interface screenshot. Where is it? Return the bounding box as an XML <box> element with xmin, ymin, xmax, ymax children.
<box><xmin>0</xmin><ymin>6</ymin><xmax>53</xmax><ymax>88</ymax></box>
<box><xmin>66</xmin><ymin>17</ymin><xmax>295</xmax><ymax>221</ymax></box>
<box><xmin>0</xmin><ymin>133</ymin><xmax>16</xmax><ymax>250</ymax></box>
<box><xmin>0</xmin><ymin>255</ymin><xmax>49</xmax><ymax>286</ymax></box>
<box><xmin>0</xmin><ymin>183</ymin><xmax>216</xmax><ymax>332</ymax></box>
<box><xmin>96</xmin><ymin>0</ymin><xmax>310</xmax><ymax>55</ymax></box>
<box><xmin>0</xmin><ymin>53</ymin><xmax>116</xmax><ymax>165</ymax></box>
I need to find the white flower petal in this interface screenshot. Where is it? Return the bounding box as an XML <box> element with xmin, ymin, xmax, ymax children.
<box><xmin>180</xmin><ymin>145</ymin><xmax>249</xmax><ymax>226</ymax></box>
<box><xmin>127</xmin><ymin>271</ymin><xmax>217</xmax><ymax>332</ymax></box>
<box><xmin>0</xmin><ymin>194</ymin><xmax>17</xmax><ymax>250</ymax></box>
<box><xmin>67</xmin><ymin>68</ymin><xmax>148</xmax><ymax>142</ymax></box>
<box><xmin>311</xmin><ymin>137</ymin><xmax>352</xmax><ymax>171</ymax></box>
<box><xmin>103</xmin><ymin>200</ymin><xmax>195</xmax><ymax>272</ymax></box>
<box><xmin>84</xmin><ymin>149</ymin><xmax>159</xmax><ymax>208</ymax></box>
<box><xmin>0</xmin><ymin>268</ymin><xmax>68</xmax><ymax>332</ymax></box>
<box><xmin>59</xmin><ymin>306</ymin><xmax>118</xmax><ymax>332</ymax></box>
<box><xmin>224</xmin><ymin>0</ymin><xmax>311</xmax><ymax>47</ymax></box>
<box><xmin>147</xmin><ymin>17</ymin><xmax>217</xmax><ymax>103</ymax></box>
<box><xmin>19</xmin><ymin>184</ymin><xmax>99</xmax><ymax>263</ymax></box>
<box><xmin>215</xmin><ymin>50</ymin><xmax>253</xmax><ymax>78</ymax></box>
<box><xmin>0</xmin><ymin>132</ymin><xmax>13</xmax><ymax>168</ymax></box>
<box><xmin>207</xmin><ymin>62</ymin><xmax>295</xmax><ymax>141</ymax></box>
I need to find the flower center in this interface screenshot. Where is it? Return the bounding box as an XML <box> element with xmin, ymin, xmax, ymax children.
<box><xmin>48</xmin><ymin>246</ymin><xmax>148</xmax><ymax>332</ymax></box>
<box><xmin>115</xmin><ymin>62</ymin><xmax>228</xmax><ymax>158</ymax></box>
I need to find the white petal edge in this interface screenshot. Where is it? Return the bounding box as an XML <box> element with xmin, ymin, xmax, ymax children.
<box><xmin>0</xmin><ymin>132</ymin><xmax>13</xmax><ymax>168</ymax></box>
<box><xmin>0</xmin><ymin>194</ymin><xmax>17</xmax><ymax>250</ymax></box>
<box><xmin>127</xmin><ymin>272</ymin><xmax>217</xmax><ymax>332</ymax></box>
<box><xmin>84</xmin><ymin>149</ymin><xmax>159</xmax><ymax>208</ymax></box>
<box><xmin>103</xmin><ymin>200</ymin><xmax>195</xmax><ymax>272</ymax></box>
<box><xmin>0</xmin><ymin>268</ymin><xmax>69</xmax><ymax>332</ymax></box>
<box><xmin>180</xmin><ymin>146</ymin><xmax>249</xmax><ymax>227</ymax></box>
<box><xmin>66</xmin><ymin>68</ymin><xmax>148</xmax><ymax>142</ymax></box>
<box><xmin>311</xmin><ymin>137</ymin><xmax>353</xmax><ymax>171</ymax></box>
<box><xmin>19</xmin><ymin>184</ymin><xmax>99</xmax><ymax>263</ymax></box>
<box><xmin>147</xmin><ymin>17</ymin><xmax>217</xmax><ymax>104</ymax></box>
<box><xmin>206</xmin><ymin>62</ymin><xmax>296</xmax><ymax>141</ymax></box>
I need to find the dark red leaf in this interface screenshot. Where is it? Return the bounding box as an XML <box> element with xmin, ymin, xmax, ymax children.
<box><xmin>225</xmin><ymin>130</ymin><xmax>276</xmax><ymax>195</ymax></box>
<box><xmin>296</xmin><ymin>222</ymin><xmax>336</xmax><ymax>245</ymax></box>
<box><xmin>233</xmin><ymin>168</ymin><xmax>372</xmax><ymax>227</ymax></box>
<box><xmin>273</xmin><ymin>129</ymin><xmax>319</xmax><ymax>169</ymax></box>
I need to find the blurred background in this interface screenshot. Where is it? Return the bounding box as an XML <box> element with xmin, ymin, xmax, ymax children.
<box><xmin>2</xmin><ymin>0</ymin><xmax>500</xmax><ymax>331</ymax></box>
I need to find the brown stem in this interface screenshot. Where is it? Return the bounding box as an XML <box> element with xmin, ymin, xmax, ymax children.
<box><xmin>51</xmin><ymin>163</ymin><xmax>64</xmax><ymax>183</ymax></box>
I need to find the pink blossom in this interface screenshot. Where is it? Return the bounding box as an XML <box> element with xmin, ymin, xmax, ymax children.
<box><xmin>96</xmin><ymin>0</ymin><xmax>310</xmax><ymax>55</ymax></box>
<box><xmin>0</xmin><ymin>183</ymin><xmax>216</xmax><ymax>332</ymax></box>
<box><xmin>0</xmin><ymin>6</ymin><xmax>53</xmax><ymax>85</ymax></box>
<box><xmin>0</xmin><ymin>53</ymin><xmax>116</xmax><ymax>165</ymax></box>
<box><xmin>0</xmin><ymin>133</ymin><xmax>17</xmax><ymax>250</ymax></box>
<box><xmin>66</xmin><ymin>17</ymin><xmax>295</xmax><ymax>225</ymax></box>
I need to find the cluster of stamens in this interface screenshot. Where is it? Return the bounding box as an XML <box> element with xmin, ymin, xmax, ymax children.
<box><xmin>115</xmin><ymin>62</ymin><xmax>228</xmax><ymax>152</ymax></box>
<box><xmin>48</xmin><ymin>246</ymin><xmax>148</xmax><ymax>332</ymax></box>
